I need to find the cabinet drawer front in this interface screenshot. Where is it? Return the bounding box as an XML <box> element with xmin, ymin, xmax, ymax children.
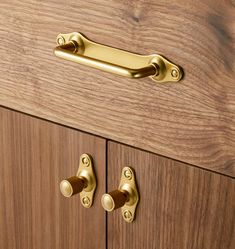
<box><xmin>0</xmin><ymin>1</ymin><xmax>235</xmax><ymax>176</ymax></box>
<box><xmin>107</xmin><ymin>141</ymin><xmax>235</xmax><ymax>249</ymax></box>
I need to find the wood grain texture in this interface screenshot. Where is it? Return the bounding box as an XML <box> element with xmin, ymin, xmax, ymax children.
<box><xmin>107</xmin><ymin>141</ymin><xmax>235</xmax><ymax>249</ymax></box>
<box><xmin>0</xmin><ymin>107</ymin><xmax>106</xmax><ymax>249</ymax></box>
<box><xmin>0</xmin><ymin>0</ymin><xmax>235</xmax><ymax>176</ymax></box>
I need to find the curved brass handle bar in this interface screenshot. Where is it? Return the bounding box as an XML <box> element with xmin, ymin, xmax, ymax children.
<box><xmin>54</xmin><ymin>42</ymin><xmax>158</xmax><ymax>79</ymax></box>
<box><xmin>54</xmin><ymin>32</ymin><xmax>183</xmax><ymax>83</ymax></box>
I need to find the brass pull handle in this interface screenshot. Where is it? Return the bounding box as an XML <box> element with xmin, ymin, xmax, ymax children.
<box><xmin>101</xmin><ymin>167</ymin><xmax>139</xmax><ymax>223</ymax></box>
<box><xmin>60</xmin><ymin>154</ymin><xmax>96</xmax><ymax>208</ymax></box>
<box><xmin>55</xmin><ymin>41</ymin><xmax>158</xmax><ymax>79</ymax></box>
<box><xmin>54</xmin><ymin>32</ymin><xmax>183</xmax><ymax>83</ymax></box>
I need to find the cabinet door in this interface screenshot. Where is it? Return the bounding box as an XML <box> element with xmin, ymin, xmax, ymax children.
<box><xmin>0</xmin><ymin>107</ymin><xmax>106</xmax><ymax>249</ymax></box>
<box><xmin>107</xmin><ymin>141</ymin><xmax>235</xmax><ymax>249</ymax></box>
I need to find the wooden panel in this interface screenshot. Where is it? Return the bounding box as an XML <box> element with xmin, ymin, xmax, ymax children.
<box><xmin>0</xmin><ymin>1</ymin><xmax>235</xmax><ymax>176</ymax></box>
<box><xmin>107</xmin><ymin>141</ymin><xmax>235</xmax><ymax>249</ymax></box>
<box><xmin>0</xmin><ymin>107</ymin><xmax>106</xmax><ymax>249</ymax></box>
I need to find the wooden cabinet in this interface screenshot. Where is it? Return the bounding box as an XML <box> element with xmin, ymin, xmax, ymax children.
<box><xmin>0</xmin><ymin>0</ymin><xmax>235</xmax><ymax>176</ymax></box>
<box><xmin>0</xmin><ymin>0</ymin><xmax>235</xmax><ymax>248</ymax></box>
<box><xmin>0</xmin><ymin>107</ymin><xmax>234</xmax><ymax>249</ymax></box>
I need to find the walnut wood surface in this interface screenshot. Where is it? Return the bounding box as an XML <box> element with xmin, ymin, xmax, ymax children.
<box><xmin>0</xmin><ymin>107</ymin><xmax>106</xmax><ymax>249</ymax></box>
<box><xmin>107</xmin><ymin>141</ymin><xmax>235</xmax><ymax>249</ymax></box>
<box><xmin>0</xmin><ymin>1</ymin><xmax>235</xmax><ymax>176</ymax></box>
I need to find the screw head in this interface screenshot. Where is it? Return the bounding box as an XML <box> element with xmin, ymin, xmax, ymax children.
<box><xmin>123</xmin><ymin>210</ymin><xmax>133</xmax><ymax>222</ymax></box>
<box><xmin>82</xmin><ymin>196</ymin><xmax>91</xmax><ymax>207</ymax></box>
<box><xmin>57</xmin><ymin>36</ymin><xmax>65</xmax><ymax>45</ymax></box>
<box><xmin>82</xmin><ymin>156</ymin><xmax>90</xmax><ymax>167</ymax></box>
<box><xmin>171</xmin><ymin>68</ymin><xmax>179</xmax><ymax>79</ymax></box>
<box><xmin>124</xmin><ymin>169</ymin><xmax>132</xmax><ymax>180</ymax></box>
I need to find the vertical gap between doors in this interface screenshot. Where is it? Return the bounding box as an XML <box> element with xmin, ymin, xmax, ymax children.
<box><xmin>105</xmin><ymin>139</ymin><xmax>108</xmax><ymax>249</ymax></box>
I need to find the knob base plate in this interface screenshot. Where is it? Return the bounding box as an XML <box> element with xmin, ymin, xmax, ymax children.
<box><xmin>119</xmin><ymin>167</ymin><xmax>139</xmax><ymax>223</ymax></box>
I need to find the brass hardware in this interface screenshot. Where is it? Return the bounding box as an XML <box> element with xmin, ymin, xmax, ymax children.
<box><xmin>101</xmin><ymin>167</ymin><xmax>139</xmax><ymax>223</ymax></box>
<box><xmin>102</xmin><ymin>190</ymin><xmax>128</xmax><ymax>212</ymax></box>
<box><xmin>60</xmin><ymin>176</ymin><xmax>86</xmax><ymax>197</ymax></box>
<box><xmin>60</xmin><ymin>154</ymin><xmax>96</xmax><ymax>208</ymax></box>
<box><xmin>54</xmin><ymin>32</ymin><xmax>183</xmax><ymax>83</ymax></box>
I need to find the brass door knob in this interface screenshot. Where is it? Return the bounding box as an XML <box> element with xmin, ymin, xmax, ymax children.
<box><xmin>101</xmin><ymin>167</ymin><xmax>139</xmax><ymax>223</ymax></box>
<box><xmin>60</xmin><ymin>176</ymin><xmax>87</xmax><ymax>198</ymax></box>
<box><xmin>101</xmin><ymin>190</ymin><xmax>128</xmax><ymax>212</ymax></box>
<box><xmin>60</xmin><ymin>154</ymin><xmax>97</xmax><ymax>208</ymax></box>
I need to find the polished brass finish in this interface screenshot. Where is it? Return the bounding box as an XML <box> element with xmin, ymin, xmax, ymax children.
<box><xmin>60</xmin><ymin>154</ymin><xmax>96</xmax><ymax>208</ymax></box>
<box><xmin>60</xmin><ymin>176</ymin><xmax>86</xmax><ymax>197</ymax></box>
<box><xmin>54</xmin><ymin>32</ymin><xmax>183</xmax><ymax>83</ymax></box>
<box><xmin>101</xmin><ymin>167</ymin><xmax>139</xmax><ymax>223</ymax></box>
<box><xmin>102</xmin><ymin>190</ymin><xmax>128</xmax><ymax>212</ymax></box>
